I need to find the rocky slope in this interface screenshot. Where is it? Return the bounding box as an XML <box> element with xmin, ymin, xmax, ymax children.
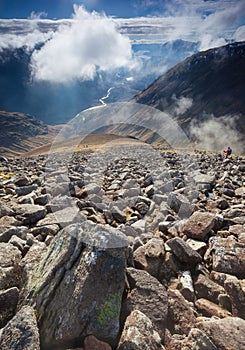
<box><xmin>135</xmin><ymin>41</ymin><xmax>245</xmax><ymax>136</ymax></box>
<box><xmin>0</xmin><ymin>143</ymin><xmax>244</xmax><ymax>349</ymax></box>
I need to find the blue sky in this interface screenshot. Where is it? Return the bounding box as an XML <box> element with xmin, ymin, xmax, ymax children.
<box><xmin>0</xmin><ymin>0</ymin><xmax>165</xmax><ymax>19</ymax></box>
<box><xmin>2</xmin><ymin>0</ymin><xmax>245</xmax><ymax>20</ymax></box>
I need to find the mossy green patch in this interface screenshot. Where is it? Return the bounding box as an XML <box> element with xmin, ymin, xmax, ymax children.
<box><xmin>97</xmin><ymin>293</ymin><xmax>121</xmax><ymax>326</ymax></box>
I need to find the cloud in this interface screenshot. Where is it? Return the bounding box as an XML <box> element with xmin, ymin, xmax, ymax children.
<box><xmin>189</xmin><ymin>114</ymin><xmax>245</xmax><ymax>154</ymax></box>
<box><xmin>30</xmin><ymin>6</ymin><xmax>136</xmax><ymax>83</ymax></box>
<box><xmin>234</xmin><ymin>25</ymin><xmax>245</xmax><ymax>41</ymax></box>
<box><xmin>172</xmin><ymin>95</ymin><xmax>193</xmax><ymax>116</ymax></box>
<box><xmin>28</xmin><ymin>11</ymin><xmax>47</xmax><ymax>20</ymax></box>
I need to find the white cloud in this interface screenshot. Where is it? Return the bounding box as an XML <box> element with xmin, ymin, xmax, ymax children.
<box><xmin>0</xmin><ymin>30</ymin><xmax>53</xmax><ymax>51</ymax></box>
<box><xmin>28</xmin><ymin>11</ymin><xmax>47</xmax><ymax>20</ymax></box>
<box><xmin>190</xmin><ymin>114</ymin><xmax>244</xmax><ymax>153</ymax></box>
<box><xmin>172</xmin><ymin>95</ymin><xmax>193</xmax><ymax>116</ymax></box>
<box><xmin>30</xmin><ymin>6</ymin><xmax>136</xmax><ymax>83</ymax></box>
<box><xmin>234</xmin><ymin>25</ymin><xmax>245</xmax><ymax>41</ymax></box>
<box><xmin>198</xmin><ymin>34</ymin><xmax>227</xmax><ymax>51</ymax></box>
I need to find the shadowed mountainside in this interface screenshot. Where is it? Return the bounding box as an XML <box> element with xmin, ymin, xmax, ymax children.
<box><xmin>134</xmin><ymin>41</ymin><xmax>245</xmax><ymax>135</ymax></box>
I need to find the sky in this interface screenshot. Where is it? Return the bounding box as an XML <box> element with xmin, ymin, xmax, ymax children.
<box><xmin>0</xmin><ymin>0</ymin><xmax>245</xmax><ymax>83</ymax></box>
<box><xmin>1</xmin><ymin>0</ymin><xmax>198</xmax><ymax>19</ymax></box>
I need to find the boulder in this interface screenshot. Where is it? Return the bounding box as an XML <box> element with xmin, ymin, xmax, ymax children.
<box><xmin>167</xmin><ymin>237</ymin><xmax>202</xmax><ymax>266</ymax></box>
<box><xmin>0</xmin><ymin>242</ymin><xmax>22</xmax><ymax>268</ymax></box>
<box><xmin>0</xmin><ymin>287</ymin><xmax>19</xmax><ymax>327</ymax></box>
<box><xmin>205</xmin><ymin>235</ymin><xmax>245</xmax><ymax>278</ymax></box>
<box><xmin>185</xmin><ymin>328</ymin><xmax>217</xmax><ymax>350</ymax></box>
<box><xmin>0</xmin><ymin>305</ymin><xmax>40</xmax><ymax>350</ymax></box>
<box><xmin>125</xmin><ymin>268</ymin><xmax>168</xmax><ymax>341</ymax></box>
<box><xmin>195</xmin><ymin>298</ymin><xmax>231</xmax><ymax>318</ymax></box>
<box><xmin>167</xmin><ymin>289</ymin><xmax>196</xmax><ymax>335</ymax></box>
<box><xmin>167</xmin><ymin>193</ymin><xmax>192</xmax><ymax>218</ymax></box>
<box><xmin>224</xmin><ymin>275</ymin><xmax>245</xmax><ymax>319</ymax></box>
<box><xmin>0</xmin><ymin>203</ymin><xmax>14</xmax><ymax>218</ymax></box>
<box><xmin>14</xmin><ymin>204</ymin><xmax>47</xmax><ymax>225</ymax></box>
<box><xmin>197</xmin><ymin>316</ymin><xmax>245</xmax><ymax>350</ymax></box>
<box><xmin>133</xmin><ymin>238</ymin><xmax>165</xmax><ymax>279</ymax></box>
<box><xmin>182</xmin><ymin>211</ymin><xmax>216</xmax><ymax>240</ymax></box>
<box><xmin>118</xmin><ymin>310</ymin><xmax>165</xmax><ymax>350</ymax></box>
<box><xmin>22</xmin><ymin>223</ymin><xmax>128</xmax><ymax>349</ymax></box>
<box><xmin>194</xmin><ymin>273</ymin><xmax>226</xmax><ymax>304</ymax></box>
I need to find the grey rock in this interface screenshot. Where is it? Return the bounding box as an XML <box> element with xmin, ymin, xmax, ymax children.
<box><xmin>14</xmin><ymin>204</ymin><xmax>47</xmax><ymax>225</ymax></box>
<box><xmin>22</xmin><ymin>223</ymin><xmax>128</xmax><ymax>348</ymax></box>
<box><xmin>0</xmin><ymin>287</ymin><xmax>19</xmax><ymax>327</ymax></box>
<box><xmin>37</xmin><ymin>206</ymin><xmax>80</xmax><ymax>227</ymax></box>
<box><xmin>197</xmin><ymin>316</ymin><xmax>245</xmax><ymax>350</ymax></box>
<box><xmin>182</xmin><ymin>211</ymin><xmax>216</xmax><ymax>240</ymax></box>
<box><xmin>0</xmin><ymin>265</ymin><xmax>22</xmax><ymax>290</ymax></box>
<box><xmin>179</xmin><ymin>271</ymin><xmax>195</xmax><ymax>302</ymax></box>
<box><xmin>0</xmin><ymin>226</ymin><xmax>28</xmax><ymax>243</ymax></box>
<box><xmin>194</xmin><ymin>274</ymin><xmax>226</xmax><ymax>304</ymax></box>
<box><xmin>9</xmin><ymin>235</ymin><xmax>26</xmax><ymax>253</ymax></box>
<box><xmin>125</xmin><ymin>268</ymin><xmax>168</xmax><ymax>341</ymax></box>
<box><xmin>0</xmin><ymin>305</ymin><xmax>40</xmax><ymax>350</ymax></box>
<box><xmin>0</xmin><ymin>242</ymin><xmax>22</xmax><ymax>268</ymax></box>
<box><xmin>205</xmin><ymin>235</ymin><xmax>245</xmax><ymax>278</ymax></box>
<box><xmin>167</xmin><ymin>193</ymin><xmax>192</xmax><ymax>218</ymax></box>
<box><xmin>15</xmin><ymin>184</ymin><xmax>38</xmax><ymax>197</ymax></box>
<box><xmin>118</xmin><ymin>310</ymin><xmax>165</xmax><ymax>350</ymax></box>
<box><xmin>131</xmin><ymin>219</ymin><xmax>146</xmax><ymax>235</ymax></box>
<box><xmin>111</xmin><ymin>206</ymin><xmax>127</xmax><ymax>224</ymax></box>
<box><xmin>167</xmin><ymin>237</ymin><xmax>202</xmax><ymax>265</ymax></box>
<box><xmin>0</xmin><ymin>203</ymin><xmax>14</xmax><ymax>219</ymax></box>
<box><xmin>14</xmin><ymin>176</ymin><xmax>31</xmax><ymax>187</ymax></box>
<box><xmin>167</xmin><ymin>288</ymin><xmax>196</xmax><ymax>335</ymax></box>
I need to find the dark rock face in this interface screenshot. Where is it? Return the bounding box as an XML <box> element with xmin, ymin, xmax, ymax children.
<box><xmin>0</xmin><ymin>145</ymin><xmax>244</xmax><ymax>349</ymax></box>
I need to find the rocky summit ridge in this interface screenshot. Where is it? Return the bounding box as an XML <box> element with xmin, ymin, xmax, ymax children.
<box><xmin>0</xmin><ymin>143</ymin><xmax>245</xmax><ymax>349</ymax></box>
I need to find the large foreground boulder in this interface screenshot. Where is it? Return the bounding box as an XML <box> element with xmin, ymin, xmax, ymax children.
<box><xmin>21</xmin><ymin>222</ymin><xmax>129</xmax><ymax>349</ymax></box>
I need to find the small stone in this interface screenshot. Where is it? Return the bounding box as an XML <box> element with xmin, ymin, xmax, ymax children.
<box><xmin>84</xmin><ymin>335</ymin><xmax>112</xmax><ymax>350</ymax></box>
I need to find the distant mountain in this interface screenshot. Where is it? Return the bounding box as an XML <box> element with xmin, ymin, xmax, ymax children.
<box><xmin>135</xmin><ymin>41</ymin><xmax>245</xmax><ymax>136</ymax></box>
<box><xmin>0</xmin><ymin>111</ymin><xmax>60</xmax><ymax>156</ymax></box>
<box><xmin>0</xmin><ymin>40</ymin><xmax>198</xmax><ymax>124</ymax></box>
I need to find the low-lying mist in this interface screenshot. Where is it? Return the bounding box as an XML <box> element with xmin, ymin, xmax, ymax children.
<box><xmin>190</xmin><ymin>114</ymin><xmax>245</xmax><ymax>155</ymax></box>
